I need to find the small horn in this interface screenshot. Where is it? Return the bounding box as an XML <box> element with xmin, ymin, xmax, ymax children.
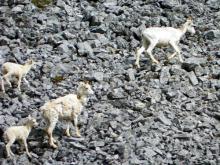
<box><xmin>83</xmin><ymin>80</ymin><xmax>89</xmax><ymax>84</ymax></box>
<box><xmin>187</xmin><ymin>16</ymin><xmax>193</xmax><ymax>21</ymax></box>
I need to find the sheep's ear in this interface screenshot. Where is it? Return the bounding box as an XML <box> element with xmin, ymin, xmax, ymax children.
<box><xmin>187</xmin><ymin>16</ymin><xmax>193</xmax><ymax>21</ymax></box>
<box><xmin>83</xmin><ymin>80</ymin><xmax>89</xmax><ymax>84</ymax></box>
<box><xmin>27</xmin><ymin>59</ymin><xmax>33</xmax><ymax>65</ymax></box>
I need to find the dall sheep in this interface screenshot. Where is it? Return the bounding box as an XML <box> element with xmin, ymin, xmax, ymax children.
<box><xmin>135</xmin><ymin>17</ymin><xmax>196</xmax><ymax>68</ymax></box>
<box><xmin>3</xmin><ymin>115</ymin><xmax>38</xmax><ymax>158</ymax></box>
<box><xmin>40</xmin><ymin>81</ymin><xmax>94</xmax><ymax>148</ymax></box>
<box><xmin>1</xmin><ymin>59</ymin><xmax>35</xmax><ymax>92</ymax></box>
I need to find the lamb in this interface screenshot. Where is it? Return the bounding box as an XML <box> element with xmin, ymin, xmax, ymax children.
<box><xmin>3</xmin><ymin>115</ymin><xmax>38</xmax><ymax>158</ymax></box>
<box><xmin>134</xmin><ymin>17</ymin><xmax>196</xmax><ymax>68</ymax></box>
<box><xmin>40</xmin><ymin>81</ymin><xmax>94</xmax><ymax>148</ymax></box>
<box><xmin>1</xmin><ymin>59</ymin><xmax>35</xmax><ymax>92</ymax></box>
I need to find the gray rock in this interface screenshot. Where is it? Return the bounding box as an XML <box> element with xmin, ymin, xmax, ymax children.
<box><xmin>205</xmin><ymin>30</ymin><xmax>220</xmax><ymax>40</ymax></box>
<box><xmin>76</xmin><ymin>42</ymin><xmax>94</xmax><ymax>57</ymax></box>
<box><xmin>188</xmin><ymin>71</ymin><xmax>199</xmax><ymax>85</ymax></box>
<box><xmin>133</xmin><ymin>100</ymin><xmax>146</xmax><ymax>111</ymax></box>
<box><xmin>182</xmin><ymin>57</ymin><xmax>207</xmax><ymax>71</ymax></box>
<box><xmin>92</xmin><ymin>72</ymin><xmax>104</xmax><ymax>82</ymax></box>
<box><xmin>89</xmin><ymin>141</ymin><xmax>105</xmax><ymax>147</ymax></box>
<box><xmin>159</xmin><ymin>0</ymin><xmax>181</xmax><ymax>9</ymax></box>
<box><xmin>116</xmin><ymin>36</ymin><xmax>129</xmax><ymax>49</ymax></box>
<box><xmin>157</xmin><ymin>112</ymin><xmax>171</xmax><ymax>126</ymax></box>
<box><xmin>185</xmin><ymin>100</ymin><xmax>195</xmax><ymax>111</ymax></box>
<box><xmin>206</xmin><ymin>0</ymin><xmax>220</xmax><ymax>9</ymax></box>
<box><xmin>16</xmin><ymin>154</ymin><xmax>30</xmax><ymax>164</ymax></box>
<box><xmin>108</xmin><ymin>88</ymin><xmax>127</xmax><ymax>99</ymax></box>
<box><xmin>211</xmin><ymin>79</ymin><xmax>220</xmax><ymax>89</ymax></box>
<box><xmin>0</xmin><ymin>46</ymin><xmax>10</xmax><ymax>57</ymax></box>
<box><xmin>57</xmin><ymin>41</ymin><xmax>76</xmax><ymax>55</ymax></box>
<box><xmin>160</xmin><ymin>66</ymin><xmax>170</xmax><ymax>85</ymax></box>
<box><xmin>126</xmin><ymin>68</ymin><xmax>136</xmax><ymax>81</ymax></box>
<box><xmin>69</xmin><ymin>142</ymin><xmax>87</xmax><ymax>150</ymax></box>
<box><xmin>12</xmin><ymin>5</ymin><xmax>24</xmax><ymax>13</ymax></box>
<box><xmin>84</xmin><ymin>71</ymin><xmax>104</xmax><ymax>82</ymax></box>
<box><xmin>90</xmin><ymin>24</ymin><xmax>108</xmax><ymax>34</ymax></box>
<box><xmin>0</xmin><ymin>36</ymin><xmax>10</xmax><ymax>46</ymax></box>
<box><xmin>0</xmin><ymin>142</ymin><xmax>4</xmax><ymax>158</ymax></box>
<box><xmin>103</xmin><ymin>0</ymin><xmax>117</xmax><ymax>8</ymax></box>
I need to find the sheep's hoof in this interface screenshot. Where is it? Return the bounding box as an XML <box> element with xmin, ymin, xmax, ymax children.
<box><xmin>134</xmin><ymin>63</ymin><xmax>140</xmax><ymax>69</ymax></box>
<box><xmin>51</xmin><ymin>144</ymin><xmax>58</xmax><ymax>149</ymax></box>
<box><xmin>27</xmin><ymin>153</ymin><xmax>32</xmax><ymax>158</ymax></box>
<box><xmin>65</xmin><ymin>131</ymin><xmax>71</xmax><ymax>137</ymax></box>
<box><xmin>153</xmin><ymin>60</ymin><xmax>159</xmax><ymax>64</ymax></box>
<box><xmin>76</xmin><ymin>133</ymin><xmax>81</xmax><ymax>138</ymax></box>
<box><xmin>8</xmin><ymin>153</ymin><xmax>15</xmax><ymax>158</ymax></box>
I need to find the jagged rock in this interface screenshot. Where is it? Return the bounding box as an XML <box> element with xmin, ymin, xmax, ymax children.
<box><xmin>188</xmin><ymin>71</ymin><xmax>199</xmax><ymax>85</ymax></box>
<box><xmin>133</xmin><ymin>100</ymin><xmax>146</xmax><ymax>111</ymax></box>
<box><xmin>12</xmin><ymin>5</ymin><xmax>24</xmax><ymax>13</ymax></box>
<box><xmin>205</xmin><ymin>30</ymin><xmax>220</xmax><ymax>40</ymax></box>
<box><xmin>156</xmin><ymin>112</ymin><xmax>171</xmax><ymax>126</ymax></box>
<box><xmin>108</xmin><ymin>88</ymin><xmax>127</xmax><ymax>99</ymax></box>
<box><xmin>126</xmin><ymin>68</ymin><xmax>136</xmax><ymax>81</ymax></box>
<box><xmin>206</xmin><ymin>0</ymin><xmax>220</xmax><ymax>9</ymax></box>
<box><xmin>160</xmin><ymin>66</ymin><xmax>170</xmax><ymax>85</ymax></box>
<box><xmin>76</xmin><ymin>42</ymin><xmax>94</xmax><ymax>57</ymax></box>
<box><xmin>182</xmin><ymin>57</ymin><xmax>207</xmax><ymax>72</ymax></box>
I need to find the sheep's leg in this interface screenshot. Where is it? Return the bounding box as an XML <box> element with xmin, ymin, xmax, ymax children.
<box><xmin>73</xmin><ymin>116</ymin><xmax>81</xmax><ymax>137</ymax></box>
<box><xmin>17</xmin><ymin>75</ymin><xmax>22</xmax><ymax>91</ymax></box>
<box><xmin>47</xmin><ymin>120</ymin><xmax>58</xmax><ymax>148</ymax></box>
<box><xmin>146</xmin><ymin>41</ymin><xmax>159</xmax><ymax>64</ymax></box>
<box><xmin>167</xmin><ymin>52</ymin><xmax>177</xmax><ymax>60</ymax></box>
<box><xmin>135</xmin><ymin>46</ymin><xmax>145</xmax><ymax>68</ymax></box>
<box><xmin>3</xmin><ymin>73</ymin><xmax>12</xmax><ymax>87</ymax></box>
<box><xmin>23</xmin><ymin>77</ymin><xmax>30</xmax><ymax>86</ymax></box>
<box><xmin>1</xmin><ymin>77</ymin><xmax>5</xmax><ymax>93</ymax></box>
<box><xmin>18</xmin><ymin>139</ymin><xmax>24</xmax><ymax>153</ymax></box>
<box><xmin>6</xmin><ymin>137</ymin><xmax>15</xmax><ymax>158</ymax></box>
<box><xmin>65</xmin><ymin>122</ymin><xmax>71</xmax><ymax>137</ymax></box>
<box><xmin>169</xmin><ymin>41</ymin><xmax>182</xmax><ymax>62</ymax></box>
<box><xmin>23</xmin><ymin>138</ymin><xmax>31</xmax><ymax>158</ymax></box>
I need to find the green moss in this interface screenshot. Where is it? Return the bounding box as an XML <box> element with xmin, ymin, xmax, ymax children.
<box><xmin>32</xmin><ymin>0</ymin><xmax>52</xmax><ymax>8</ymax></box>
<box><xmin>51</xmin><ymin>76</ymin><xmax>65</xmax><ymax>84</ymax></box>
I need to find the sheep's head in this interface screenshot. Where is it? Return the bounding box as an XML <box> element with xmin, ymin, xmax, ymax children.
<box><xmin>186</xmin><ymin>17</ymin><xmax>195</xmax><ymax>35</ymax></box>
<box><xmin>27</xmin><ymin>115</ymin><xmax>38</xmax><ymax>128</ymax></box>
<box><xmin>25</xmin><ymin>59</ymin><xmax>35</xmax><ymax>66</ymax></box>
<box><xmin>77</xmin><ymin>81</ymin><xmax>94</xmax><ymax>97</ymax></box>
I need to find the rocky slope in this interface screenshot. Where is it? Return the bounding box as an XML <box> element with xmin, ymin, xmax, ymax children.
<box><xmin>0</xmin><ymin>0</ymin><xmax>220</xmax><ymax>164</ymax></box>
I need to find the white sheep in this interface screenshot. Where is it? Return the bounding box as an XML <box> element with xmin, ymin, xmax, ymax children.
<box><xmin>1</xmin><ymin>59</ymin><xmax>35</xmax><ymax>92</ymax></box>
<box><xmin>134</xmin><ymin>17</ymin><xmax>196</xmax><ymax>68</ymax></box>
<box><xmin>3</xmin><ymin>115</ymin><xmax>38</xmax><ymax>158</ymax></box>
<box><xmin>40</xmin><ymin>81</ymin><xmax>94</xmax><ymax>148</ymax></box>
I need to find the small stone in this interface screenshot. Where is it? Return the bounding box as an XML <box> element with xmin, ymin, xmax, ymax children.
<box><xmin>126</xmin><ymin>68</ymin><xmax>136</xmax><ymax>81</ymax></box>
<box><xmin>205</xmin><ymin>30</ymin><xmax>220</xmax><ymax>40</ymax></box>
<box><xmin>133</xmin><ymin>100</ymin><xmax>146</xmax><ymax>111</ymax></box>
<box><xmin>76</xmin><ymin>42</ymin><xmax>94</xmax><ymax>57</ymax></box>
<box><xmin>69</xmin><ymin>142</ymin><xmax>87</xmax><ymax>150</ymax></box>
<box><xmin>188</xmin><ymin>71</ymin><xmax>198</xmax><ymax>85</ymax></box>
<box><xmin>157</xmin><ymin>112</ymin><xmax>171</xmax><ymax>126</ymax></box>
<box><xmin>160</xmin><ymin>66</ymin><xmax>170</xmax><ymax>85</ymax></box>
